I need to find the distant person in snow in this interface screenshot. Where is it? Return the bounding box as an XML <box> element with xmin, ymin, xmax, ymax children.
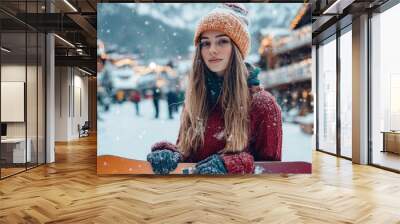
<box><xmin>147</xmin><ymin>3</ymin><xmax>282</xmax><ymax>175</ymax></box>
<box><xmin>130</xmin><ymin>89</ymin><xmax>141</xmax><ymax>116</ymax></box>
<box><xmin>152</xmin><ymin>86</ymin><xmax>162</xmax><ymax>119</ymax></box>
<box><xmin>166</xmin><ymin>85</ymin><xmax>179</xmax><ymax>119</ymax></box>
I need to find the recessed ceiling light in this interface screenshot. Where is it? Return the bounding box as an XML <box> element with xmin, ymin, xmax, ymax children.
<box><xmin>54</xmin><ymin>34</ymin><xmax>75</xmax><ymax>48</ymax></box>
<box><xmin>63</xmin><ymin>0</ymin><xmax>78</xmax><ymax>12</ymax></box>
<box><xmin>78</xmin><ymin>67</ymin><xmax>93</xmax><ymax>76</ymax></box>
<box><xmin>322</xmin><ymin>0</ymin><xmax>354</xmax><ymax>15</ymax></box>
<box><xmin>1</xmin><ymin>47</ymin><xmax>11</xmax><ymax>53</ymax></box>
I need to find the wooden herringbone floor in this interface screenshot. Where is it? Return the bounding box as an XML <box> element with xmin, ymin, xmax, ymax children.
<box><xmin>0</xmin><ymin>135</ymin><xmax>400</xmax><ymax>224</ymax></box>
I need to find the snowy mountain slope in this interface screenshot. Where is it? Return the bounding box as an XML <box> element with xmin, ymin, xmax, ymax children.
<box><xmin>116</xmin><ymin>3</ymin><xmax>301</xmax><ymax>31</ymax></box>
<box><xmin>98</xmin><ymin>3</ymin><xmax>303</xmax><ymax>62</ymax></box>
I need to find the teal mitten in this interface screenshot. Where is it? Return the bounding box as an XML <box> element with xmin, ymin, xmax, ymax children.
<box><xmin>147</xmin><ymin>149</ymin><xmax>182</xmax><ymax>175</ymax></box>
<box><xmin>194</xmin><ymin>154</ymin><xmax>227</xmax><ymax>175</ymax></box>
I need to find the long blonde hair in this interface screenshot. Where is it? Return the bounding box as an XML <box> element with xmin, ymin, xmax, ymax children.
<box><xmin>177</xmin><ymin>43</ymin><xmax>250</xmax><ymax>158</ymax></box>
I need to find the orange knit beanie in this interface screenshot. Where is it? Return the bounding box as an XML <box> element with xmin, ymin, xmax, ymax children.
<box><xmin>193</xmin><ymin>3</ymin><xmax>251</xmax><ymax>59</ymax></box>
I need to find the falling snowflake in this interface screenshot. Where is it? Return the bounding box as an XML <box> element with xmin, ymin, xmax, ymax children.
<box><xmin>254</xmin><ymin>165</ymin><xmax>265</xmax><ymax>174</ymax></box>
<box><xmin>213</xmin><ymin>130</ymin><xmax>225</xmax><ymax>140</ymax></box>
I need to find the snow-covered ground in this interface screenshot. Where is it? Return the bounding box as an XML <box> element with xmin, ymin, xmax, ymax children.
<box><xmin>98</xmin><ymin>99</ymin><xmax>312</xmax><ymax>162</ymax></box>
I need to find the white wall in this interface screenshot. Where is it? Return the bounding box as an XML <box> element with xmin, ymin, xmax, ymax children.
<box><xmin>55</xmin><ymin>67</ymin><xmax>89</xmax><ymax>141</ymax></box>
<box><xmin>75</xmin><ymin>71</ymin><xmax>89</xmax><ymax>138</ymax></box>
<box><xmin>1</xmin><ymin>63</ymin><xmax>46</xmax><ymax>163</ymax></box>
<box><xmin>1</xmin><ymin>65</ymin><xmax>26</xmax><ymax>140</ymax></box>
<box><xmin>1</xmin><ymin>65</ymin><xmax>37</xmax><ymax>138</ymax></box>
<box><xmin>1</xmin><ymin>64</ymin><xmax>26</xmax><ymax>81</ymax></box>
<box><xmin>55</xmin><ymin>66</ymin><xmax>69</xmax><ymax>141</ymax></box>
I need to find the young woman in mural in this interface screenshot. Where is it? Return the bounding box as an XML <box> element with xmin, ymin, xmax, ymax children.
<box><xmin>147</xmin><ymin>3</ymin><xmax>282</xmax><ymax>175</ymax></box>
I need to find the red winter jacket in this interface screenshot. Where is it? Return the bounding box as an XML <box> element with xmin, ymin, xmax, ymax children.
<box><xmin>152</xmin><ymin>86</ymin><xmax>282</xmax><ymax>174</ymax></box>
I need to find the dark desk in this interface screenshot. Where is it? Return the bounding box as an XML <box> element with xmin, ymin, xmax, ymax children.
<box><xmin>381</xmin><ymin>131</ymin><xmax>400</xmax><ymax>154</ymax></box>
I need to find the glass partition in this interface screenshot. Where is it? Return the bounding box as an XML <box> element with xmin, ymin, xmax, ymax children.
<box><xmin>0</xmin><ymin>1</ymin><xmax>46</xmax><ymax>179</ymax></box>
<box><xmin>27</xmin><ymin>30</ymin><xmax>38</xmax><ymax>169</ymax></box>
<box><xmin>339</xmin><ymin>28</ymin><xmax>352</xmax><ymax>158</ymax></box>
<box><xmin>1</xmin><ymin>30</ymin><xmax>28</xmax><ymax>177</ymax></box>
<box><xmin>371</xmin><ymin>3</ymin><xmax>400</xmax><ymax>171</ymax></box>
<box><xmin>317</xmin><ymin>36</ymin><xmax>337</xmax><ymax>154</ymax></box>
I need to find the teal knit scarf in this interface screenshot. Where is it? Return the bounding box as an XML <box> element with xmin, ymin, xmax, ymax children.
<box><xmin>205</xmin><ymin>63</ymin><xmax>260</xmax><ymax>107</ymax></box>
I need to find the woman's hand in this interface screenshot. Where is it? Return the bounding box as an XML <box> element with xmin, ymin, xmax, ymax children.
<box><xmin>195</xmin><ymin>154</ymin><xmax>227</xmax><ymax>175</ymax></box>
<box><xmin>221</xmin><ymin>152</ymin><xmax>255</xmax><ymax>174</ymax></box>
<box><xmin>147</xmin><ymin>149</ymin><xmax>182</xmax><ymax>175</ymax></box>
<box><xmin>195</xmin><ymin>152</ymin><xmax>255</xmax><ymax>175</ymax></box>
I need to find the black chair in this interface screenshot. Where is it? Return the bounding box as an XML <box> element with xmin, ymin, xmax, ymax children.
<box><xmin>79</xmin><ymin>121</ymin><xmax>90</xmax><ymax>138</ymax></box>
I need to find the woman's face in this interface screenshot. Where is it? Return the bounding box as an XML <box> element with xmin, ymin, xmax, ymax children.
<box><xmin>200</xmin><ymin>30</ymin><xmax>232</xmax><ymax>76</ymax></box>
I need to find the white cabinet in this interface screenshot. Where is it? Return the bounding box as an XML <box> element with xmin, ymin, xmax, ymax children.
<box><xmin>1</xmin><ymin>138</ymin><xmax>31</xmax><ymax>163</ymax></box>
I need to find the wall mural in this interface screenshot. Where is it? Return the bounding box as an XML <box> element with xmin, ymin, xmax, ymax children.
<box><xmin>97</xmin><ymin>3</ymin><xmax>313</xmax><ymax>175</ymax></box>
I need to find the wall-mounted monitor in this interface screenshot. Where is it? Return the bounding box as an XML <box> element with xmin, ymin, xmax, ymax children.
<box><xmin>1</xmin><ymin>123</ymin><xmax>7</xmax><ymax>137</ymax></box>
<box><xmin>1</xmin><ymin>82</ymin><xmax>25</xmax><ymax>122</ymax></box>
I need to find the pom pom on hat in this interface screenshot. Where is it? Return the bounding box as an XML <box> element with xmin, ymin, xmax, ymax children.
<box><xmin>220</xmin><ymin>3</ymin><xmax>249</xmax><ymax>25</ymax></box>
